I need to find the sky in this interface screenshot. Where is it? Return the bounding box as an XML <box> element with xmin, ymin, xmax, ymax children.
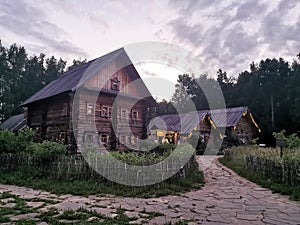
<box><xmin>0</xmin><ymin>0</ymin><xmax>299</xmax><ymax>99</ymax></box>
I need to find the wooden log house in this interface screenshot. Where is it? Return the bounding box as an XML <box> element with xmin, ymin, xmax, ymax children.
<box><xmin>21</xmin><ymin>48</ymin><xmax>156</xmax><ymax>152</ymax></box>
<box><xmin>149</xmin><ymin>107</ymin><xmax>261</xmax><ymax>145</ymax></box>
<box><xmin>148</xmin><ymin>111</ymin><xmax>214</xmax><ymax>144</ymax></box>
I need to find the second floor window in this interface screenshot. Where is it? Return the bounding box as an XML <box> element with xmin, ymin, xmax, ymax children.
<box><xmin>101</xmin><ymin>106</ymin><xmax>112</xmax><ymax>118</ymax></box>
<box><xmin>87</xmin><ymin>104</ymin><xmax>95</xmax><ymax>115</ymax></box>
<box><xmin>132</xmin><ymin>111</ymin><xmax>138</xmax><ymax>120</ymax></box>
<box><xmin>121</xmin><ymin>109</ymin><xmax>127</xmax><ymax>119</ymax></box>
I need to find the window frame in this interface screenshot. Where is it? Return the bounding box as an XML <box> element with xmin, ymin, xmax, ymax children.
<box><xmin>121</xmin><ymin>108</ymin><xmax>127</xmax><ymax>120</ymax></box>
<box><xmin>111</xmin><ymin>77</ymin><xmax>120</xmax><ymax>91</ymax></box>
<box><xmin>86</xmin><ymin>103</ymin><xmax>95</xmax><ymax>115</ymax></box>
<box><xmin>131</xmin><ymin>110</ymin><xmax>138</xmax><ymax>120</ymax></box>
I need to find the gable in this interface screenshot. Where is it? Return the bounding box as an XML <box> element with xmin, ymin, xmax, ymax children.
<box><xmin>21</xmin><ymin>48</ymin><xmax>155</xmax><ymax>106</ymax></box>
<box><xmin>83</xmin><ymin>50</ymin><xmax>154</xmax><ymax>100</ymax></box>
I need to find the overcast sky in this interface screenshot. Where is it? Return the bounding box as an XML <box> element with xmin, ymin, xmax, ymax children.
<box><xmin>0</xmin><ymin>0</ymin><xmax>299</xmax><ymax>98</ymax></box>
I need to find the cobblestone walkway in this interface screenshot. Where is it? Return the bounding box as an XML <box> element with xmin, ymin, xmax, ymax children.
<box><xmin>0</xmin><ymin>156</ymin><xmax>299</xmax><ymax>224</ymax></box>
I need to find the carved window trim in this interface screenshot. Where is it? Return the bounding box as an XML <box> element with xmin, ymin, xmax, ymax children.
<box><xmin>111</xmin><ymin>77</ymin><xmax>120</xmax><ymax>91</ymax></box>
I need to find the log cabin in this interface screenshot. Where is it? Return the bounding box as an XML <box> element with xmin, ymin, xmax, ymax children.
<box><xmin>21</xmin><ymin>48</ymin><xmax>156</xmax><ymax>152</ymax></box>
<box><xmin>149</xmin><ymin>107</ymin><xmax>260</xmax><ymax>145</ymax></box>
<box><xmin>209</xmin><ymin>106</ymin><xmax>261</xmax><ymax>144</ymax></box>
<box><xmin>148</xmin><ymin>111</ymin><xmax>214</xmax><ymax>144</ymax></box>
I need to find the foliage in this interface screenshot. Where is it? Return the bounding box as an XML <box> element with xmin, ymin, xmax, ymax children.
<box><xmin>0</xmin><ymin>128</ymin><xmax>35</xmax><ymax>154</ymax></box>
<box><xmin>25</xmin><ymin>141</ymin><xmax>66</xmax><ymax>161</ymax></box>
<box><xmin>0</xmin><ymin>40</ymin><xmax>88</xmax><ymax>121</ymax></box>
<box><xmin>273</xmin><ymin>130</ymin><xmax>300</xmax><ymax>149</ymax></box>
<box><xmin>221</xmin><ymin>146</ymin><xmax>300</xmax><ymax>200</ymax></box>
<box><xmin>0</xmin><ymin>130</ymin><xmax>18</xmax><ymax>153</ymax></box>
<box><xmin>0</xmin><ymin>156</ymin><xmax>203</xmax><ymax>198</ymax></box>
<box><xmin>161</xmin><ymin>54</ymin><xmax>300</xmax><ymax>145</ymax></box>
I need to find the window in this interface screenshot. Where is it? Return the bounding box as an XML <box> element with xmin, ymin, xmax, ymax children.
<box><xmin>62</xmin><ymin>103</ymin><xmax>68</xmax><ymax>115</ymax></box>
<box><xmin>87</xmin><ymin>104</ymin><xmax>95</xmax><ymax>115</ymax></box>
<box><xmin>121</xmin><ymin>109</ymin><xmax>127</xmax><ymax>119</ymax></box>
<box><xmin>101</xmin><ymin>106</ymin><xmax>112</xmax><ymax>118</ymax></box>
<box><xmin>127</xmin><ymin>136</ymin><xmax>131</xmax><ymax>144</ymax></box>
<box><xmin>111</xmin><ymin>77</ymin><xmax>120</xmax><ymax>91</ymax></box>
<box><xmin>131</xmin><ymin>135</ymin><xmax>138</xmax><ymax>145</ymax></box>
<box><xmin>85</xmin><ymin>134</ymin><xmax>93</xmax><ymax>144</ymax></box>
<box><xmin>121</xmin><ymin>135</ymin><xmax>126</xmax><ymax>144</ymax></box>
<box><xmin>59</xmin><ymin>132</ymin><xmax>66</xmax><ymax>143</ymax></box>
<box><xmin>100</xmin><ymin>134</ymin><xmax>108</xmax><ymax>143</ymax></box>
<box><xmin>132</xmin><ymin>111</ymin><xmax>138</xmax><ymax>120</ymax></box>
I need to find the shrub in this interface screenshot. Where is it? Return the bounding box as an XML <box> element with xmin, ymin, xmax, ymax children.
<box><xmin>0</xmin><ymin>130</ymin><xmax>18</xmax><ymax>154</ymax></box>
<box><xmin>273</xmin><ymin>130</ymin><xmax>300</xmax><ymax>149</ymax></box>
<box><xmin>0</xmin><ymin>128</ymin><xmax>35</xmax><ymax>154</ymax></box>
<box><xmin>26</xmin><ymin>141</ymin><xmax>66</xmax><ymax>161</ymax></box>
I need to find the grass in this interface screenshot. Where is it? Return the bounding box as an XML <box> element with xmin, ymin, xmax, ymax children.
<box><xmin>219</xmin><ymin>157</ymin><xmax>300</xmax><ymax>201</ymax></box>
<box><xmin>0</xmin><ymin>160</ymin><xmax>204</xmax><ymax>198</ymax></box>
<box><xmin>0</xmin><ymin>192</ymin><xmax>169</xmax><ymax>225</ymax></box>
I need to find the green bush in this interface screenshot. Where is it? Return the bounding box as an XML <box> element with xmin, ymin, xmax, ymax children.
<box><xmin>273</xmin><ymin>130</ymin><xmax>300</xmax><ymax>149</ymax></box>
<box><xmin>26</xmin><ymin>141</ymin><xmax>66</xmax><ymax>161</ymax></box>
<box><xmin>0</xmin><ymin>130</ymin><xmax>18</xmax><ymax>153</ymax></box>
<box><xmin>0</xmin><ymin>128</ymin><xmax>36</xmax><ymax>154</ymax></box>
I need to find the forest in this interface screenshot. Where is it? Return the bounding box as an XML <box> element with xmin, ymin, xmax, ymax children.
<box><xmin>0</xmin><ymin>40</ymin><xmax>299</xmax><ymax>145</ymax></box>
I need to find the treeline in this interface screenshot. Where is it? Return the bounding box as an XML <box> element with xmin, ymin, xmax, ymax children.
<box><xmin>0</xmin><ymin>40</ymin><xmax>86</xmax><ymax>120</ymax></box>
<box><xmin>157</xmin><ymin>56</ymin><xmax>300</xmax><ymax>144</ymax></box>
<box><xmin>0</xmin><ymin>40</ymin><xmax>299</xmax><ymax>144</ymax></box>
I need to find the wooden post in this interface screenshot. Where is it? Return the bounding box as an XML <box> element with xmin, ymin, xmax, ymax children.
<box><xmin>276</xmin><ymin>138</ymin><xmax>287</xmax><ymax>158</ymax></box>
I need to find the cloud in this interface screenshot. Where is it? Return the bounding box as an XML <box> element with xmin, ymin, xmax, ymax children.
<box><xmin>0</xmin><ymin>0</ymin><xmax>88</xmax><ymax>57</ymax></box>
<box><xmin>166</xmin><ymin>0</ymin><xmax>300</xmax><ymax>77</ymax></box>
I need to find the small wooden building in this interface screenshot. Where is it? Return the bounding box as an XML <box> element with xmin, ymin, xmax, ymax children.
<box><xmin>209</xmin><ymin>107</ymin><xmax>261</xmax><ymax>144</ymax></box>
<box><xmin>21</xmin><ymin>48</ymin><xmax>156</xmax><ymax>152</ymax></box>
<box><xmin>148</xmin><ymin>111</ymin><xmax>213</xmax><ymax>144</ymax></box>
<box><xmin>148</xmin><ymin>107</ymin><xmax>260</xmax><ymax>145</ymax></box>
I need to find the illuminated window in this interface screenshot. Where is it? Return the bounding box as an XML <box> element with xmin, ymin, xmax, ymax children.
<box><xmin>87</xmin><ymin>104</ymin><xmax>95</xmax><ymax>115</ymax></box>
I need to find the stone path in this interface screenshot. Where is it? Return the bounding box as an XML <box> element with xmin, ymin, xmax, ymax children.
<box><xmin>0</xmin><ymin>156</ymin><xmax>299</xmax><ymax>224</ymax></box>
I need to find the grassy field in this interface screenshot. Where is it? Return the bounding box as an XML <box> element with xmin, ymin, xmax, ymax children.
<box><xmin>220</xmin><ymin>146</ymin><xmax>300</xmax><ymax>201</ymax></box>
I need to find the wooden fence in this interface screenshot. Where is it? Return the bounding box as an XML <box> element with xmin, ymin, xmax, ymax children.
<box><xmin>0</xmin><ymin>153</ymin><xmax>194</xmax><ymax>184</ymax></box>
<box><xmin>224</xmin><ymin>150</ymin><xmax>300</xmax><ymax>186</ymax></box>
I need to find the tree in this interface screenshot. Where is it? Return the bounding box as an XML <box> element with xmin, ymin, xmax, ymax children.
<box><xmin>67</xmin><ymin>58</ymin><xmax>87</xmax><ymax>71</ymax></box>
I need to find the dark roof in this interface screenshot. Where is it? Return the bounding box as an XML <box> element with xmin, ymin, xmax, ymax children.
<box><xmin>0</xmin><ymin>114</ymin><xmax>27</xmax><ymax>131</ymax></box>
<box><xmin>149</xmin><ymin>106</ymin><xmax>258</xmax><ymax>132</ymax></box>
<box><xmin>22</xmin><ymin>48</ymin><xmax>155</xmax><ymax>106</ymax></box>
<box><xmin>209</xmin><ymin>107</ymin><xmax>248</xmax><ymax>127</ymax></box>
<box><xmin>149</xmin><ymin>111</ymin><xmax>208</xmax><ymax>134</ymax></box>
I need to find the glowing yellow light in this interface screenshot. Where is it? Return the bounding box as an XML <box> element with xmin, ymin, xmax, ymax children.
<box><xmin>249</xmin><ymin>113</ymin><xmax>261</xmax><ymax>132</ymax></box>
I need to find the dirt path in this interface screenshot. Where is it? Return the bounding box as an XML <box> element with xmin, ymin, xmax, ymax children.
<box><xmin>0</xmin><ymin>156</ymin><xmax>299</xmax><ymax>224</ymax></box>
